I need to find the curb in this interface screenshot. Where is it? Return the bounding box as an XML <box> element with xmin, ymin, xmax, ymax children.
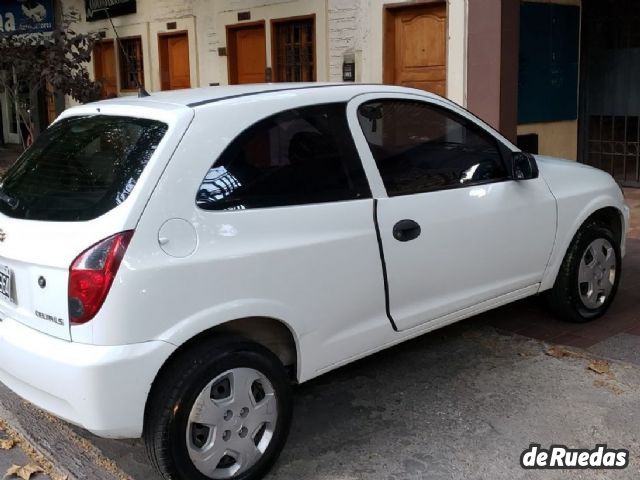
<box><xmin>0</xmin><ymin>385</ymin><xmax>131</xmax><ymax>480</ymax></box>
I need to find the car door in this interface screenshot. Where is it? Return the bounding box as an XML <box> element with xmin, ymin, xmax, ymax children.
<box><xmin>348</xmin><ymin>93</ymin><xmax>557</xmax><ymax>332</ymax></box>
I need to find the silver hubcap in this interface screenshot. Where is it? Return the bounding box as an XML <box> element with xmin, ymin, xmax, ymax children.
<box><xmin>578</xmin><ymin>238</ymin><xmax>616</xmax><ymax>309</ymax></box>
<box><xmin>186</xmin><ymin>368</ymin><xmax>278</xmax><ymax>479</ymax></box>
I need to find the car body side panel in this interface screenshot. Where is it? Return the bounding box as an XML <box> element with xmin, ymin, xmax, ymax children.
<box><xmin>536</xmin><ymin>156</ymin><xmax>630</xmax><ymax>292</ymax></box>
<box><xmin>89</xmin><ymin>92</ymin><xmax>391</xmax><ymax>383</ymax></box>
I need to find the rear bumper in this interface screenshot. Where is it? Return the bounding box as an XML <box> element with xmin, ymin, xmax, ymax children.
<box><xmin>0</xmin><ymin>318</ymin><xmax>175</xmax><ymax>438</ymax></box>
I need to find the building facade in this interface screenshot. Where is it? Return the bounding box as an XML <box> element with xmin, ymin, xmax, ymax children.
<box><xmin>2</xmin><ymin>0</ymin><xmax>639</xmax><ymax>187</ymax></box>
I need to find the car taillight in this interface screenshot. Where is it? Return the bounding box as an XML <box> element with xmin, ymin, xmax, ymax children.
<box><xmin>68</xmin><ymin>231</ymin><xmax>134</xmax><ymax>325</ymax></box>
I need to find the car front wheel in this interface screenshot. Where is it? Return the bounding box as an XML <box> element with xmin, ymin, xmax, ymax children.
<box><xmin>546</xmin><ymin>221</ymin><xmax>621</xmax><ymax>323</ymax></box>
<box><xmin>144</xmin><ymin>337</ymin><xmax>293</xmax><ymax>480</ymax></box>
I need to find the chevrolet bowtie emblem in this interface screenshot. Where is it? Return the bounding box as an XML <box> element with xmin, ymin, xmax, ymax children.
<box><xmin>0</xmin><ymin>230</ymin><xmax>6</xmax><ymax>242</ymax></box>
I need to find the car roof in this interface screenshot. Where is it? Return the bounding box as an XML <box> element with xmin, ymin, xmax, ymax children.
<box><xmin>86</xmin><ymin>82</ymin><xmax>442</xmax><ymax>109</ymax></box>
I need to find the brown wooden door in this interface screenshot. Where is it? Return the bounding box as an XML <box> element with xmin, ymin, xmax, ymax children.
<box><xmin>93</xmin><ymin>41</ymin><xmax>117</xmax><ymax>98</ymax></box>
<box><xmin>384</xmin><ymin>3</ymin><xmax>447</xmax><ymax>96</ymax></box>
<box><xmin>272</xmin><ymin>17</ymin><xmax>316</xmax><ymax>82</ymax></box>
<box><xmin>227</xmin><ymin>23</ymin><xmax>266</xmax><ymax>84</ymax></box>
<box><xmin>159</xmin><ymin>33</ymin><xmax>191</xmax><ymax>90</ymax></box>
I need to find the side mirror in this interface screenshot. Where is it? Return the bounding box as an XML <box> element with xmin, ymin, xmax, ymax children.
<box><xmin>511</xmin><ymin>152</ymin><xmax>539</xmax><ymax>180</ymax></box>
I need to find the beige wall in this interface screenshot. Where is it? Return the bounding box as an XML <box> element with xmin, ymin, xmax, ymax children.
<box><xmin>63</xmin><ymin>0</ymin><xmax>469</xmax><ymax>105</ymax></box>
<box><xmin>63</xmin><ymin>0</ymin><xmax>326</xmax><ymax>96</ymax></box>
<box><xmin>517</xmin><ymin>120</ymin><xmax>578</xmax><ymax>160</ymax></box>
<box><xmin>200</xmin><ymin>0</ymin><xmax>327</xmax><ymax>87</ymax></box>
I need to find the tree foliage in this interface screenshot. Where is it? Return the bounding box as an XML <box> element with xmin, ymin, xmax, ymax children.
<box><xmin>0</xmin><ymin>7</ymin><xmax>100</xmax><ymax>146</ymax></box>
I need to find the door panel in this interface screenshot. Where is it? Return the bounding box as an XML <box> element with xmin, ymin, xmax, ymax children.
<box><xmin>228</xmin><ymin>24</ymin><xmax>266</xmax><ymax>84</ymax></box>
<box><xmin>159</xmin><ymin>33</ymin><xmax>191</xmax><ymax>91</ymax></box>
<box><xmin>384</xmin><ymin>3</ymin><xmax>447</xmax><ymax>96</ymax></box>
<box><xmin>349</xmin><ymin>94</ymin><xmax>557</xmax><ymax>331</ymax></box>
<box><xmin>377</xmin><ymin>182</ymin><xmax>556</xmax><ymax>330</ymax></box>
<box><xmin>93</xmin><ymin>41</ymin><xmax>117</xmax><ymax>98</ymax></box>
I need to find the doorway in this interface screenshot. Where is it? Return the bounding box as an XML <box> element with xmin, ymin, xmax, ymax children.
<box><xmin>93</xmin><ymin>40</ymin><xmax>118</xmax><ymax>99</ymax></box>
<box><xmin>579</xmin><ymin>0</ymin><xmax>640</xmax><ymax>187</ymax></box>
<box><xmin>0</xmin><ymin>87</ymin><xmax>19</xmax><ymax>145</ymax></box>
<box><xmin>271</xmin><ymin>16</ymin><xmax>315</xmax><ymax>82</ymax></box>
<box><xmin>383</xmin><ymin>2</ymin><xmax>447</xmax><ymax>96</ymax></box>
<box><xmin>159</xmin><ymin>32</ymin><xmax>191</xmax><ymax>91</ymax></box>
<box><xmin>226</xmin><ymin>22</ymin><xmax>267</xmax><ymax>84</ymax></box>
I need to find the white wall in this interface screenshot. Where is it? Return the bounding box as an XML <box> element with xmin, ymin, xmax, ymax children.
<box><xmin>327</xmin><ymin>0</ymin><xmax>468</xmax><ymax>105</ymax></box>
<box><xmin>196</xmin><ymin>0</ymin><xmax>328</xmax><ymax>87</ymax></box>
<box><xmin>62</xmin><ymin>0</ymin><xmax>469</xmax><ymax>106</ymax></box>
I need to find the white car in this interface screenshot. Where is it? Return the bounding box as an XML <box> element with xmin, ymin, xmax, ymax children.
<box><xmin>0</xmin><ymin>84</ymin><xmax>630</xmax><ymax>480</ymax></box>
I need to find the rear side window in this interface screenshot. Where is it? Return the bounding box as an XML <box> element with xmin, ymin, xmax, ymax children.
<box><xmin>0</xmin><ymin>115</ymin><xmax>167</xmax><ymax>221</ymax></box>
<box><xmin>196</xmin><ymin>103</ymin><xmax>371</xmax><ymax>211</ymax></box>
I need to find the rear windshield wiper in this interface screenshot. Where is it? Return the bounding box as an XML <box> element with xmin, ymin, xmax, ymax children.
<box><xmin>0</xmin><ymin>191</ymin><xmax>19</xmax><ymax>209</ymax></box>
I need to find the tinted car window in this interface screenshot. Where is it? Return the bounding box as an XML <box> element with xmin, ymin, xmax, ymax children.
<box><xmin>0</xmin><ymin>115</ymin><xmax>167</xmax><ymax>221</ymax></box>
<box><xmin>357</xmin><ymin>100</ymin><xmax>507</xmax><ymax>196</ymax></box>
<box><xmin>196</xmin><ymin>103</ymin><xmax>371</xmax><ymax>211</ymax></box>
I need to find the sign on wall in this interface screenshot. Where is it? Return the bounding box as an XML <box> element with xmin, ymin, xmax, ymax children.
<box><xmin>85</xmin><ymin>0</ymin><xmax>136</xmax><ymax>22</ymax></box>
<box><xmin>0</xmin><ymin>0</ymin><xmax>55</xmax><ymax>34</ymax></box>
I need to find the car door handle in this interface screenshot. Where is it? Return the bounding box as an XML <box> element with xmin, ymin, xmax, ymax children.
<box><xmin>392</xmin><ymin>219</ymin><xmax>421</xmax><ymax>242</ymax></box>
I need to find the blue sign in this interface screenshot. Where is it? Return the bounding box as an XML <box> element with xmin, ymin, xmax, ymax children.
<box><xmin>0</xmin><ymin>0</ymin><xmax>55</xmax><ymax>34</ymax></box>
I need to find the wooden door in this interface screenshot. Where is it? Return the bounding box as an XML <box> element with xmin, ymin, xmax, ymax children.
<box><xmin>93</xmin><ymin>41</ymin><xmax>117</xmax><ymax>98</ymax></box>
<box><xmin>384</xmin><ymin>3</ymin><xmax>447</xmax><ymax>96</ymax></box>
<box><xmin>160</xmin><ymin>33</ymin><xmax>191</xmax><ymax>90</ymax></box>
<box><xmin>227</xmin><ymin>23</ymin><xmax>266</xmax><ymax>84</ymax></box>
<box><xmin>272</xmin><ymin>17</ymin><xmax>315</xmax><ymax>82</ymax></box>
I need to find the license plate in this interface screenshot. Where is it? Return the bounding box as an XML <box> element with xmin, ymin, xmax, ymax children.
<box><xmin>0</xmin><ymin>265</ymin><xmax>13</xmax><ymax>303</ymax></box>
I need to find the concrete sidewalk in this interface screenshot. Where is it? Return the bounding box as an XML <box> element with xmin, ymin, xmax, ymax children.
<box><xmin>0</xmin><ymin>418</ymin><xmax>53</xmax><ymax>480</ymax></box>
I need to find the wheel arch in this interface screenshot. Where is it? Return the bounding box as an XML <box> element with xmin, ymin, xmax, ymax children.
<box><xmin>541</xmin><ymin>203</ymin><xmax>626</xmax><ymax>291</ymax></box>
<box><xmin>584</xmin><ymin>206</ymin><xmax>624</xmax><ymax>246</ymax></box>
<box><xmin>144</xmin><ymin>316</ymin><xmax>300</xmax><ymax>431</ymax></box>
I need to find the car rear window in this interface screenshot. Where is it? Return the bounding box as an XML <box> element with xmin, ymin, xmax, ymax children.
<box><xmin>0</xmin><ymin>115</ymin><xmax>167</xmax><ymax>221</ymax></box>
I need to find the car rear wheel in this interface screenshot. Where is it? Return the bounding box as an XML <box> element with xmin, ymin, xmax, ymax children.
<box><xmin>144</xmin><ymin>337</ymin><xmax>293</xmax><ymax>480</ymax></box>
<box><xmin>546</xmin><ymin>222</ymin><xmax>621</xmax><ymax>323</ymax></box>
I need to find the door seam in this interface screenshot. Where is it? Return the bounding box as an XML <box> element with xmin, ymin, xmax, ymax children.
<box><xmin>373</xmin><ymin>198</ymin><xmax>399</xmax><ymax>332</ymax></box>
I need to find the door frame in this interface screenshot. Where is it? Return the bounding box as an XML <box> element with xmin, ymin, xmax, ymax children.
<box><xmin>225</xmin><ymin>20</ymin><xmax>266</xmax><ymax>85</ymax></box>
<box><xmin>382</xmin><ymin>0</ymin><xmax>449</xmax><ymax>94</ymax></box>
<box><xmin>0</xmin><ymin>90</ymin><xmax>19</xmax><ymax>145</ymax></box>
<box><xmin>270</xmin><ymin>14</ymin><xmax>317</xmax><ymax>82</ymax></box>
<box><xmin>158</xmin><ymin>30</ymin><xmax>191</xmax><ymax>91</ymax></box>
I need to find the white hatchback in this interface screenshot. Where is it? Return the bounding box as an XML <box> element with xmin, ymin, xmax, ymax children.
<box><xmin>0</xmin><ymin>84</ymin><xmax>630</xmax><ymax>480</ymax></box>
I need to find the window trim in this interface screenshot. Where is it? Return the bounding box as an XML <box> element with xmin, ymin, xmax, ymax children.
<box><xmin>354</xmin><ymin>96</ymin><xmax>514</xmax><ymax>197</ymax></box>
<box><xmin>195</xmin><ymin>102</ymin><xmax>372</xmax><ymax>213</ymax></box>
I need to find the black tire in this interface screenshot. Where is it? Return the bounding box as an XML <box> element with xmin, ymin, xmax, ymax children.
<box><xmin>144</xmin><ymin>336</ymin><xmax>293</xmax><ymax>480</ymax></box>
<box><xmin>546</xmin><ymin>221</ymin><xmax>621</xmax><ymax>323</ymax></box>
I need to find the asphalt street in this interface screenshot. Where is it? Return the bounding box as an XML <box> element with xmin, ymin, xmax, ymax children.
<box><xmin>77</xmin><ymin>321</ymin><xmax>640</xmax><ymax>480</ymax></box>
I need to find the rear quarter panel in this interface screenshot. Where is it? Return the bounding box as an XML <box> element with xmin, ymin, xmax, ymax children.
<box><xmin>90</xmin><ymin>91</ymin><xmax>391</xmax><ymax>381</ymax></box>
